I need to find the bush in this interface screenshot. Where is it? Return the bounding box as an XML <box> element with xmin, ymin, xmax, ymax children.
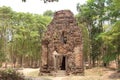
<box><xmin>0</xmin><ymin>68</ymin><xmax>26</xmax><ymax>80</ymax></box>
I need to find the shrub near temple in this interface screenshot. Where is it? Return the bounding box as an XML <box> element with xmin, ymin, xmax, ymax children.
<box><xmin>0</xmin><ymin>68</ymin><xmax>25</xmax><ymax>80</ymax></box>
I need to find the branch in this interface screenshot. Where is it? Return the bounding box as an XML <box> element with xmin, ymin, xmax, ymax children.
<box><xmin>22</xmin><ymin>0</ymin><xmax>59</xmax><ymax>3</ymax></box>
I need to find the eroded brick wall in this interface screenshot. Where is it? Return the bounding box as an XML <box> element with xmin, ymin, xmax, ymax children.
<box><xmin>40</xmin><ymin>10</ymin><xmax>84</xmax><ymax>75</ymax></box>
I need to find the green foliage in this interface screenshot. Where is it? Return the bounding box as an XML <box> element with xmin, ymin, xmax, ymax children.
<box><xmin>102</xmin><ymin>45</ymin><xmax>117</xmax><ymax>63</ymax></box>
<box><xmin>0</xmin><ymin>6</ymin><xmax>51</xmax><ymax>67</ymax></box>
<box><xmin>0</xmin><ymin>68</ymin><xmax>26</xmax><ymax>80</ymax></box>
<box><xmin>76</xmin><ymin>0</ymin><xmax>107</xmax><ymax>66</ymax></box>
<box><xmin>78</xmin><ymin>24</ymin><xmax>90</xmax><ymax>61</ymax></box>
<box><xmin>77</xmin><ymin>0</ymin><xmax>120</xmax><ymax>67</ymax></box>
<box><xmin>22</xmin><ymin>0</ymin><xmax>59</xmax><ymax>3</ymax></box>
<box><xmin>98</xmin><ymin>21</ymin><xmax>120</xmax><ymax>63</ymax></box>
<box><xmin>43</xmin><ymin>10</ymin><xmax>54</xmax><ymax>17</ymax></box>
<box><xmin>0</xmin><ymin>51</ymin><xmax>6</xmax><ymax>62</ymax></box>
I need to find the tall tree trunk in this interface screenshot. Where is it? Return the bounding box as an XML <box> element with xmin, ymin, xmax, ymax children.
<box><xmin>88</xmin><ymin>55</ymin><xmax>92</xmax><ymax>68</ymax></box>
<box><xmin>117</xmin><ymin>56</ymin><xmax>120</xmax><ymax>72</ymax></box>
<box><xmin>19</xmin><ymin>55</ymin><xmax>23</xmax><ymax>68</ymax></box>
<box><xmin>117</xmin><ymin>40</ymin><xmax>120</xmax><ymax>72</ymax></box>
<box><xmin>92</xmin><ymin>58</ymin><xmax>95</xmax><ymax>67</ymax></box>
<box><xmin>13</xmin><ymin>56</ymin><xmax>16</xmax><ymax>68</ymax></box>
<box><xmin>30</xmin><ymin>57</ymin><xmax>33</xmax><ymax>68</ymax></box>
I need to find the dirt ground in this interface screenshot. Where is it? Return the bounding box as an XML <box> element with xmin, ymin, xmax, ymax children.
<box><xmin>18</xmin><ymin>67</ymin><xmax>120</xmax><ymax>80</ymax></box>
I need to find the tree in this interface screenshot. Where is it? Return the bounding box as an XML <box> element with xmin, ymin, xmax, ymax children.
<box><xmin>22</xmin><ymin>0</ymin><xmax>58</xmax><ymax>3</ymax></box>
<box><xmin>10</xmin><ymin>12</ymin><xmax>51</xmax><ymax>67</ymax></box>
<box><xmin>76</xmin><ymin>0</ymin><xmax>120</xmax><ymax>69</ymax></box>
<box><xmin>0</xmin><ymin>6</ymin><xmax>14</xmax><ymax>66</ymax></box>
<box><xmin>77</xmin><ymin>0</ymin><xmax>105</xmax><ymax>67</ymax></box>
<box><xmin>98</xmin><ymin>0</ymin><xmax>120</xmax><ymax>69</ymax></box>
<box><xmin>99</xmin><ymin>21</ymin><xmax>120</xmax><ymax>70</ymax></box>
<box><xmin>43</xmin><ymin>10</ymin><xmax>54</xmax><ymax>17</ymax></box>
<box><xmin>0</xmin><ymin>6</ymin><xmax>51</xmax><ymax>68</ymax></box>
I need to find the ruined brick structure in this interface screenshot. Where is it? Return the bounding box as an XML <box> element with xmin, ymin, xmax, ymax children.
<box><xmin>40</xmin><ymin>10</ymin><xmax>84</xmax><ymax>76</ymax></box>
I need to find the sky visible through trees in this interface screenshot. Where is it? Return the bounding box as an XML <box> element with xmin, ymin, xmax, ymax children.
<box><xmin>0</xmin><ymin>0</ymin><xmax>86</xmax><ymax>14</ymax></box>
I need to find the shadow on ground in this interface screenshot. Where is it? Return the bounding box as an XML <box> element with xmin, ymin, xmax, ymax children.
<box><xmin>109</xmin><ymin>72</ymin><xmax>120</xmax><ymax>79</ymax></box>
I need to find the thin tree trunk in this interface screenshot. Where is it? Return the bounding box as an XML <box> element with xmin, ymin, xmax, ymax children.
<box><xmin>117</xmin><ymin>55</ymin><xmax>120</xmax><ymax>72</ymax></box>
<box><xmin>30</xmin><ymin>57</ymin><xmax>33</xmax><ymax>68</ymax></box>
<box><xmin>88</xmin><ymin>55</ymin><xmax>92</xmax><ymax>68</ymax></box>
<box><xmin>19</xmin><ymin>55</ymin><xmax>23</xmax><ymax>68</ymax></box>
<box><xmin>117</xmin><ymin>43</ymin><xmax>120</xmax><ymax>72</ymax></box>
<box><xmin>13</xmin><ymin>56</ymin><xmax>16</xmax><ymax>68</ymax></box>
<box><xmin>92</xmin><ymin>58</ymin><xmax>95</xmax><ymax>67</ymax></box>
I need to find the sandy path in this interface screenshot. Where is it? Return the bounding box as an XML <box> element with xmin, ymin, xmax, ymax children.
<box><xmin>18</xmin><ymin>68</ymin><xmax>39</xmax><ymax>76</ymax></box>
<box><xmin>18</xmin><ymin>68</ymin><xmax>120</xmax><ymax>80</ymax></box>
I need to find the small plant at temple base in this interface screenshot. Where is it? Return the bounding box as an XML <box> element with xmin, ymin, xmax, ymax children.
<box><xmin>0</xmin><ymin>68</ymin><xmax>27</xmax><ymax>80</ymax></box>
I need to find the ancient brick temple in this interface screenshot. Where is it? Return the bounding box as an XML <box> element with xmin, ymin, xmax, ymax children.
<box><xmin>40</xmin><ymin>10</ymin><xmax>84</xmax><ymax>76</ymax></box>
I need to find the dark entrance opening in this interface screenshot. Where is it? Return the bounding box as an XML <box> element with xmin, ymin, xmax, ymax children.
<box><xmin>61</xmin><ymin>56</ymin><xmax>66</xmax><ymax>70</ymax></box>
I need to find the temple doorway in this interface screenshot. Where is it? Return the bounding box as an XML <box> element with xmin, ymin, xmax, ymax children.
<box><xmin>60</xmin><ymin>56</ymin><xmax>66</xmax><ymax>70</ymax></box>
